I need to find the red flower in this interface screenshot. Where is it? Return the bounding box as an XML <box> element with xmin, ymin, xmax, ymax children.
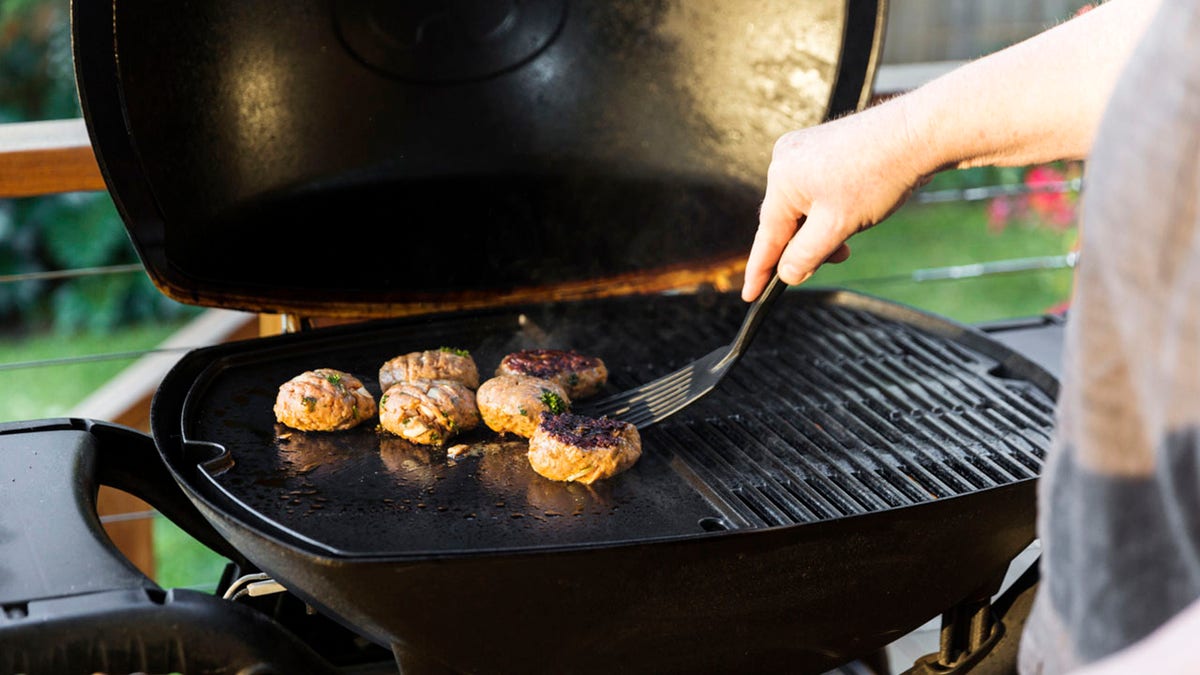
<box><xmin>1024</xmin><ymin>165</ymin><xmax>1076</xmax><ymax>229</ymax></box>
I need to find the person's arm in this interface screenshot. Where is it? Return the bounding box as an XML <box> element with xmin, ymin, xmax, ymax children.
<box><xmin>742</xmin><ymin>0</ymin><xmax>1160</xmax><ymax>301</ymax></box>
<box><xmin>1067</xmin><ymin>597</ymin><xmax>1200</xmax><ymax>674</ymax></box>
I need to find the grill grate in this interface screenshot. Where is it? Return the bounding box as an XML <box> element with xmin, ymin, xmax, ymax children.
<box><xmin>642</xmin><ymin>302</ymin><xmax>1053</xmax><ymax>526</ymax></box>
<box><xmin>176</xmin><ymin>289</ymin><xmax>1055</xmax><ymax>555</ymax></box>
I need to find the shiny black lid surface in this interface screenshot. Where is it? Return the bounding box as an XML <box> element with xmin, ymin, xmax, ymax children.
<box><xmin>74</xmin><ymin>1</ymin><xmax>884</xmax><ymax>314</ymax></box>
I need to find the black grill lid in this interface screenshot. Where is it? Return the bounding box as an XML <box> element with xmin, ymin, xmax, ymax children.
<box><xmin>73</xmin><ymin>1</ymin><xmax>885</xmax><ymax>316</ymax></box>
<box><xmin>157</xmin><ymin>289</ymin><xmax>1054</xmax><ymax>558</ymax></box>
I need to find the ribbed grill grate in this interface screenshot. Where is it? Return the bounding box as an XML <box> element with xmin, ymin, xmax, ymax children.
<box><xmin>635</xmin><ymin>302</ymin><xmax>1054</xmax><ymax>527</ymax></box>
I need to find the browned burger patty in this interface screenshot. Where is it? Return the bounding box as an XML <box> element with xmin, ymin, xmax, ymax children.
<box><xmin>527</xmin><ymin>413</ymin><xmax>641</xmax><ymax>484</ymax></box>
<box><xmin>475</xmin><ymin>375</ymin><xmax>571</xmax><ymax>438</ymax></box>
<box><xmin>495</xmin><ymin>349</ymin><xmax>607</xmax><ymax>399</ymax></box>
<box><xmin>379</xmin><ymin>379</ymin><xmax>480</xmax><ymax>446</ymax></box>
<box><xmin>379</xmin><ymin>348</ymin><xmax>479</xmax><ymax>392</ymax></box>
<box><xmin>274</xmin><ymin>368</ymin><xmax>376</xmax><ymax>432</ymax></box>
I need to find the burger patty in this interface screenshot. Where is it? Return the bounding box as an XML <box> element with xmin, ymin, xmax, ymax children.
<box><xmin>475</xmin><ymin>375</ymin><xmax>571</xmax><ymax>438</ymax></box>
<box><xmin>379</xmin><ymin>348</ymin><xmax>479</xmax><ymax>392</ymax></box>
<box><xmin>527</xmin><ymin>412</ymin><xmax>641</xmax><ymax>484</ymax></box>
<box><xmin>274</xmin><ymin>368</ymin><xmax>376</xmax><ymax>432</ymax></box>
<box><xmin>379</xmin><ymin>379</ymin><xmax>480</xmax><ymax>446</ymax></box>
<box><xmin>495</xmin><ymin>349</ymin><xmax>607</xmax><ymax>399</ymax></box>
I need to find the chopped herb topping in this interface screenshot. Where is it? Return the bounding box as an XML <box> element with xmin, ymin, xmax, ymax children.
<box><xmin>301</xmin><ymin>396</ymin><xmax>317</xmax><ymax>412</ymax></box>
<box><xmin>445</xmin><ymin>417</ymin><xmax>458</xmax><ymax>432</ymax></box>
<box><xmin>439</xmin><ymin>346</ymin><xmax>471</xmax><ymax>357</ymax></box>
<box><xmin>518</xmin><ymin>406</ymin><xmax>528</xmax><ymax>417</ymax></box>
<box><xmin>429</xmin><ymin>431</ymin><xmax>442</xmax><ymax>442</ymax></box>
<box><xmin>352</xmin><ymin>403</ymin><xmax>359</xmax><ymax>419</ymax></box>
<box><xmin>324</xmin><ymin>372</ymin><xmax>344</xmax><ymax>391</ymax></box>
<box><xmin>567</xmin><ymin>373</ymin><xmax>580</xmax><ymax>387</ymax></box>
<box><xmin>539</xmin><ymin>389</ymin><xmax>567</xmax><ymax>415</ymax></box>
<box><xmin>380</xmin><ymin>394</ymin><xmax>388</xmax><ymax>406</ymax></box>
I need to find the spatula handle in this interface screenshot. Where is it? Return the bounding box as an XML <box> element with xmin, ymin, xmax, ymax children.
<box><xmin>724</xmin><ymin>272</ymin><xmax>787</xmax><ymax>364</ymax></box>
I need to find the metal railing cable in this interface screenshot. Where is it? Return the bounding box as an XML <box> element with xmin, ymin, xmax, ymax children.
<box><xmin>913</xmin><ymin>178</ymin><xmax>1082</xmax><ymax>204</ymax></box>
<box><xmin>0</xmin><ymin>263</ymin><xmax>144</xmax><ymax>284</ymax></box>
<box><xmin>0</xmin><ymin>262</ymin><xmax>195</xmax><ymax>373</ymax></box>
<box><xmin>0</xmin><ymin>180</ymin><xmax>1083</xmax><ymax>375</ymax></box>
<box><xmin>0</xmin><ymin>345</ymin><xmax>195</xmax><ymax>372</ymax></box>
<box><xmin>835</xmin><ymin>252</ymin><xmax>1079</xmax><ymax>287</ymax></box>
<box><xmin>100</xmin><ymin>510</ymin><xmax>159</xmax><ymax>524</ymax></box>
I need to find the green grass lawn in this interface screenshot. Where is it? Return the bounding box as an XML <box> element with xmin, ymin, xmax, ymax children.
<box><xmin>807</xmin><ymin>200</ymin><xmax>1077</xmax><ymax>323</ymax></box>
<box><xmin>154</xmin><ymin>517</ymin><xmax>229</xmax><ymax>592</ymax></box>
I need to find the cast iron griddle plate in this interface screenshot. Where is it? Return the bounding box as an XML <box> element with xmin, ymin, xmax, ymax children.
<box><xmin>172</xmin><ymin>290</ymin><xmax>1056</xmax><ymax>557</ymax></box>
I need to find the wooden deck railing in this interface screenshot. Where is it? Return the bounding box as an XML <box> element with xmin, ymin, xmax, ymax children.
<box><xmin>0</xmin><ymin>119</ymin><xmax>105</xmax><ymax>198</ymax></box>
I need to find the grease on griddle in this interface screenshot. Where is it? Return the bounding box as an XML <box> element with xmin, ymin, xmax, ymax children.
<box><xmin>253</xmin><ymin>417</ymin><xmax>632</xmax><ymax>526</ymax></box>
<box><xmin>379</xmin><ymin>436</ymin><xmax>436</xmax><ymax>487</ymax></box>
<box><xmin>273</xmin><ymin>424</ymin><xmax>362</xmax><ymax>475</ymax></box>
<box><xmin>527</xmin><ymin>472</ymin><xmax>612</xmax><ymax>515</ymax></box>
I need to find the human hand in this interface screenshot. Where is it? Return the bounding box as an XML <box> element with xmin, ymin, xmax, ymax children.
<box><xmin>742</xmin><ymin>99</ymin><xmax>929</xmax><ymax>301</ymax></box>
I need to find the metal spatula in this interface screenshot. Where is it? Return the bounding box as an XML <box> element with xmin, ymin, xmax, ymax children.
<box><xmin>575</xmin><ymin>273</ymin><xmax>787</xmax><ymax>428</ymax></box>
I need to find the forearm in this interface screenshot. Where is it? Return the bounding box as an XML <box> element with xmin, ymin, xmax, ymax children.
<box><xmin>742</xmin><ymin>0</ymin><xmax>1162</xmax><ymax>300</ymax></box>
<box><xmin>901</xmin><ymin>0</ymin><xmax>1160</xmax><ymax>174</ymax></box>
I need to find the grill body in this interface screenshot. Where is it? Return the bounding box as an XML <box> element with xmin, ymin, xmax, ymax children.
<box><xmin>68</xmin><ymin>2</ymin><xmax>1056</xmax><ymax>670</ymax></box>
<box><xmin>194</xmin><ymin>479</ymin><xmax>1034</xmax><ymax>674</ymax></box>
<box><xmin>153</xmin><ymin>290</ymin><xmax>1054</xmax><ymax>672</ymax></box>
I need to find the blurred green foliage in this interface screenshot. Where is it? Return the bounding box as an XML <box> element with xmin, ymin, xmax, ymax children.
<box><xmin>0</xmin><ymin>0</ymin><xmax>77</xmax><ymax>122</ymax></box>
<box><xmin>925</xmin><ymin>165</ymin><xmax>1026</xmax><ymax>192</ymax></box>
<box><xmin>0</xmin><ymin>0</ymin><xmax>196</xmax><ymax>334</ymax></box>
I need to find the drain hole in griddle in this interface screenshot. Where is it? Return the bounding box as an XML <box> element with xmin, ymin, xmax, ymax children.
<box><xmin>3</xmin><ymin>603</ymin><xmax>28</xmax><ymax>620</ymax></box>
<box><xmin>698</xmin><ymin>517</ymin><xmax>728</xmax><ymax>532</ymax></box>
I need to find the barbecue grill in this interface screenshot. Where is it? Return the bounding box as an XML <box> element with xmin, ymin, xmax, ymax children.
<box><xmin>0</xmin><ymin>1</ymin><xmax>1059</xmax><ymax>673</ymax></box>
